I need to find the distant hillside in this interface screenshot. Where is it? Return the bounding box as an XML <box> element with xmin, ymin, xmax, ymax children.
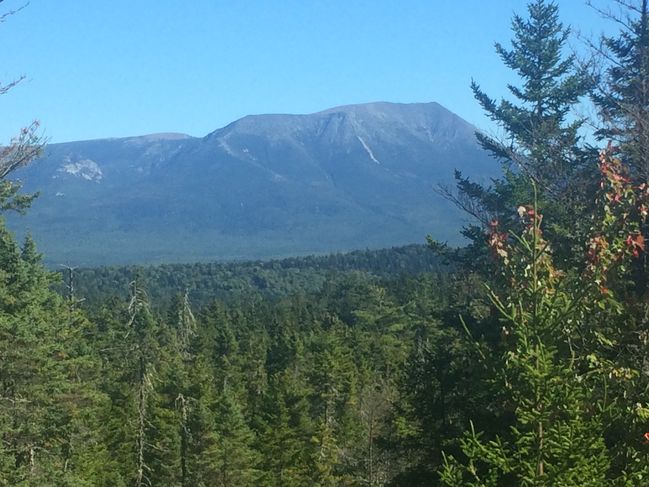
<box><xmin>8</xmin><ymin>102</ymin><xmax>496</xmax><ymax>265</ymax></box>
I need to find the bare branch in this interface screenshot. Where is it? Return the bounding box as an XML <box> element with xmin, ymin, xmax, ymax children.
<box><xmin>0</xmin><ymin>120</ymin><xmax>44</xmax><ymax>179</ymax></box>
<box><xmin>0</xmin><ymin>2</ymin><xmax>29</xmax><ymax>24</ymax></box>
<box><xmin>0</xmin><ymin>75</ymin><xmax>24</xmax><ymax>95</ymax></box>
<box><xmin>435</xmin><ymin>183</ymin><xmax>493</xmax><ymax>227</ymax></box>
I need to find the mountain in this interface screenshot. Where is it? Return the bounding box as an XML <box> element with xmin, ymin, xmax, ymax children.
<box><xmin>7</xmin><ymin>102</ymin><xmax>496</xmax><ymax>265</ymax></box>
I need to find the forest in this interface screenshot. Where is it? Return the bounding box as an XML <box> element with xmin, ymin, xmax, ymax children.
<box><xmin>4</xmin><ymin>0</ymin><xmax>649</xmax><ymax>485</ymax></box>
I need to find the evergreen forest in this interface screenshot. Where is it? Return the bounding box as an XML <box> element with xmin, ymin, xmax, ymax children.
<box><xmin>5</xmin><ymin>0</ymin><xmax>649</xmax><ymax>485</ymax></box>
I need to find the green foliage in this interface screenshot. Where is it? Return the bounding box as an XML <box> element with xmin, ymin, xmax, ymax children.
<box><xmin>60</xmin><ymin>243</ymin><xmax>444</xmax><ymax>310</ymax></box>
<box><xmin>593</xmin><ymin>0</ymin><xmax>649</xmax><ymax>180</ymax></box>
<box><xmin>441</xmin><ymin>189</ymin><xmax>614</xmax><ymax>485</ymax></box>
<box><xmin>435</xmin><ymin>2</ymin><xmax>649</xmax><ymax>486</ymax></box>
<box><xmin>0</xmin><ymin>218</ymin><xmax>104</xmax><ymax>485</ymax></box>
<box><xmin>443</xmin><ymin>0</ymin><xmax>593</xmax><ymax>269</ymax></box>
<box><xmin>473</xmin><ymin>0</ymin><xmax>590</xmax><ymax>189</ymax></box>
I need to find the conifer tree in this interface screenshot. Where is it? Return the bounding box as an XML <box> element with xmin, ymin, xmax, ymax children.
<box><xmin>0</xmin><ymin>3</ymin><xmax>111</xmax><ymax>482</ymax></box>
<box><xmin>259</xmin><ymin>371</ymin><xmax>314</xmax><ymax>487</ymax></box>
<box><xmin>444</xmin><ymin>0</ymin><xmax>592</xmax><ymax>264</ymax></box>
<box><xmin>440</xmin><ymin>190</ymin><xmax>612</xmax><ymax>486</ymax></box>
<box><xmin>167</xmin><ymin>291</ymin><xmax>198</xmax><ymax>487</ymax></box>
<box><xmin>97</xmin><ymin>282</ymin><xmax>168</xmax><ymax>486</ymax></box>
<box><xmin>0</xmin><ymin>223</ymin><xmax>104</xmax><ymax>484</ymax></box>
<box><xmin>589</xmin><ymin>5</ymin><xmax>649</xmax><ymax>479</ymax></box>
<box><xmin>177</xmin><ymin>352</ymin><xmax>222</xmax><ymax>487</ymax></box>
<box><xmin>593</xmin><ymin>0</ymin><xmax>649</xmax><ymax>180</ymax></box>
<box><xmin>199</xmin><ymin>386</ymin><xmax>260</xmax><ymax>486</ymax></box>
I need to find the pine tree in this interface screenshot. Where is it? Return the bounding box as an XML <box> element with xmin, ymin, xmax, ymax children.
<box><xmin>442</xmin><ymin>0</ymin><xmax>592</xmax><ymax>265</ymax></box>
<box><xmin>0</xmin><ymin>221</ymin><xmax>105</xmax><ymax>485</ymax></box>
<box><xmin>440</xmin><ymin>192</ymin><xmax>612</xmax><ymax>486</ymax></box>
<box><xmin>199</xmin><ymin>386</ymin><xmax>260</xmax><ymax>486</ymax></box>
<box><xmin>593</xmin><ymin>0</ymin><xmax>649</xmax><ymax>180</ymax></box>
<box><xmin>259</xmin><ymin>371</ymin><xmax>314</xmax><ymax>487</ymax></box>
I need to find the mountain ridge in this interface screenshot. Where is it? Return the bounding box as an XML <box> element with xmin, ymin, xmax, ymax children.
<box><xmin>8</xmin><ymin>101</ymin><xmax>495</xmax><ymax>265</ymax></box>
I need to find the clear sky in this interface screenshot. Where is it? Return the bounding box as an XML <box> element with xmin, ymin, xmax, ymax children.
<box><xmin>0</xmin><ymin>0</ymin><xmax>615</xmax><ymax>143</ymax></box>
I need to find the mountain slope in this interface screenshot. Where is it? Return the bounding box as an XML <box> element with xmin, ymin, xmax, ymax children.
<box><xmin>7</xmin><ymin>102</ymin><xmax>496</xmax><ymax>265</ymax></box>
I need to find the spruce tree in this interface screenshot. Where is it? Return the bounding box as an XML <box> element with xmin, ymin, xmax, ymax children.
<box><xmin>593</xmin><ymin>0</ymin><xmax>649</xmax><ymax>180</ymax></box>
<box><xmin>440</xmin><ymin>194</ymin><xmax>611</xmax><ymax>486</ymax></box>
<box><xmin>96</xmin><ymin>282</ymin><xmax>168</xmax><ymax>486</ymax></box>
<box><xmin>0</xmin><ymin>222</ymin><xmax>104</xmax><ymax>484</ymax></box>
<box><xmin>199</xmin><ymin>386</ymin><xmax>260</xmax><ymax>486</ymax></box>
<box><xmin>259</xmin><ymin>371</ymin><xmax>314</xmax><ymax>487</ymax></box>
<box><xmin>444</xmin><ymin>0</ymin><xmax>592</xmax><ymax>264</ymax></box>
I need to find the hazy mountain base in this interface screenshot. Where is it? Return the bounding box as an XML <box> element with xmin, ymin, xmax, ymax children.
<box><xmin>14</xmin><ymin>193</ymin><xmax>457</xmax><ymax>267</ymax></box>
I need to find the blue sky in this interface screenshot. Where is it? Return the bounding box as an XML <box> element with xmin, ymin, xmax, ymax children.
<box><xmin>0</xmin><ymin>0</ymin><xmax>614</xmax><ymax>143</ymax></box>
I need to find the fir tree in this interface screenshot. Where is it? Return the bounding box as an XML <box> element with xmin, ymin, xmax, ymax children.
<box><xmin>593</xmin><ymin>0</ymin><xmax>649</xmax><ymax>180</ymax></box>
<box><xmin>0</xmin><ymin>220</ymin><xmax>103</xmax><ymax>484</ymax></box>
<box><xmin>442</xmin><ymin>0</ymin><xmax>592</xmax><ymax>265</ymax></box>
<box><xmin>199</xmin><ymin>386</ymin><xmax>260</xmax><ymax>486</ymax></box>
<box><xmin>259</xmin><ymin>371</ymin><xmax>314</xmax><ymax>487</ymax></box>
<box><xmin>440</xmin><ymin>190</ymin><xmax>611</xmax><ymax>486</ymax></box>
